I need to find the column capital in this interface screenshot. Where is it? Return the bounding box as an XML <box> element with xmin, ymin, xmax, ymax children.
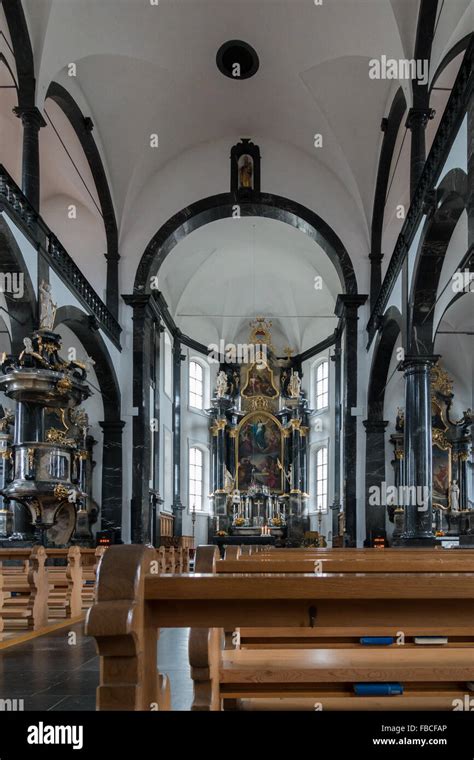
<box><xmin>399</xmin><ymin>354</ymin><xmax>440</xmax><ymax>372</ymax></box>
<box><xmin>13</xmin><ymin>106</ymin><xmax>46</xmax><ymax>130</ymax></box>
<box><xmin>405</xmin><ymin>107</ymin><xmax>435</xmax><ymax>130</ymax></box>
<box><xmin>363</xmin><ymin>419</ymin><xmax>389</xmax><ymax>434</ymax></box>
<box><xmin>99</xmin><ymin>420</ymin><xmax>126</xmax><ymax>434</ymax></box>
<box><xmin>334</xmin><ymin>293</ymin><xmax>368</xmax><ymax>318</ymax></box>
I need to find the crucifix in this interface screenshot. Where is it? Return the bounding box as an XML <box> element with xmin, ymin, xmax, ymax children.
<box><xmin>254</xmin><ymin>499</ymin><xmax>264</xmax><ymax>524</ymax></box>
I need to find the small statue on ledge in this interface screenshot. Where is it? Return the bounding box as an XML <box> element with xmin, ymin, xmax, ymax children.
<box><xmin>449</xmin><ymin>479</ymin><xmax>460</xmax><ymax>511</ymax></box>
<box><xmin>39</xmin><ymin>280</ymin><xmax>57</xmax><ymax>331</ymax></box>
<box><xmin>216</xmin><ymin>370</ymin><xmax>228</xmax><ymax>398</ymax></box>
<box><xmin>288</xmin><ymin>370</ymin><xmax>301</xmax><ymax>399</ymax></box>
<box><xmin>395</xmin><ymin>407</ymin><xmax>404</xmax><ymax>432</ymax></box>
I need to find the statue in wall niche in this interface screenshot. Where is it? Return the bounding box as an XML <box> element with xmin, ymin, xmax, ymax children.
<box><xmin>288</xmin><ymin>370</ymin><xmax>302</xmax><ymax>399</ymax></box>
<box><xmin>70</xmin><ymin>407</ymin><xmax>89</xmax><ymax>434</ymax></box>
<box><xmin>39</xmin><ymin>281</ymin><xmax>57</xmax><ymax>331</ymax></box>
<box><xmin>238</xmin><ymin>154</ymin><xmax>253</xmax><ymax>190</ymax></box>
<box><xmin>449</xmin><ymin>480</ymin><xmax>460</xmax><ymax>511</ymax></box>
<box><xmin>216</xmin><ymin>370</ymin><xmax>228</xmax><ymax>398</ymax></box>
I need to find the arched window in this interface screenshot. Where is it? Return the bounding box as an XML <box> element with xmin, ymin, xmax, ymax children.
<box><xmin>316</xmin><ymin>446</ymin><xmax>328</xmax><ymax>512</ymax></box>
<box><xmin>315</xmin><ymin>359</ymin><xmax>329</xmax><ymax>411</ymax></box>
<box><xmin>189</xmin><ymin>446</ymin><xmax>203</xmax><ymax>511</ymax></box>
<box><xmin>189</xmin><ymin>360</ymin><xmax>204</xmax><ymax>410</ymax></box>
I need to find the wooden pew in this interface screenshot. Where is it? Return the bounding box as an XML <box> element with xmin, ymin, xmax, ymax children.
<box><xmin>0</xmin><ymin>547</ymin><xmax>48</xmax><ymax>630</ymax></box>
<box><xmin>202</xmin><ymin>547</ymin><xmax>474</xmax><ymax>709</ymax></box>
<box><xmin>80</xmin><ymin>548</ymin><xmax>106</xmax><ymax>610</ymax></box>
<box><xmin>46</xmin><ymin>547</ymin><xmax>83</xmax><ymax>619</ymax></box>
<box><xmin>86</xmin><ymin>544</ymin><xmax>474</xmax><ymax>711</ymax></box>
<box><xmin>219</xmin><ymin>547</ymin><xmax>474</xmax><ymax>650</ymax></box>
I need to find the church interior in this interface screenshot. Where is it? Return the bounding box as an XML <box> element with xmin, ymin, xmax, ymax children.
<box><xmin>0</xmin><ymin>0</ymin><xmax>473</xmax><ymax>736</ymax></box>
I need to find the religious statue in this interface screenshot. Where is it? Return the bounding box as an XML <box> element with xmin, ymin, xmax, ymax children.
<box><xmin>39</xmin><ymin>281</ymin><xmax>57</xmax><ymax>331</ymax></box>
<box><xmin>216</xmin><ymin>370</ymin><xmax>228</xmax><ymax>398</ymax></box>
<box><xmin>70</xmin><ymin>407</ymin><xmax>89</xmax><ymax>434</ymax></box>
<box><xmin>395</xmin><ymin>407</ymin><xmax>404</xmax><ymax>432</ymax></box>
<box><xmin>238</xmin><ymin>154</ymin><xmax>253</xmax><ymax>190</ymax></box>
<box><xmin>230</xmin><ymin>369</ymin><xmax>240</xmax><ymax>397</ymax></box>
<box><xmin>449</xmin><ymin>479</ymin><xmax>460</xmax><ymax>511</ymax></box>
<box><xmin>0</xmin><ymin>407</ymin><xmax>14</xmax><ymax>432</ymax></box>
<box><xmin>224</xmin><ymin>467</ymin><xmax>235</xmax><ymax>493</ymax></box>
<box><xmin>288</xmin><ymin>370</ymin><xmax>301</xmax><ymax>399</ymax></box>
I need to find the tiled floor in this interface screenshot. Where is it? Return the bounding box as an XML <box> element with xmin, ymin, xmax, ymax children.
<box><xmin>0</xmin><ymin>623</ymin><xmax>193</xmax><ymax>711</ymax></box>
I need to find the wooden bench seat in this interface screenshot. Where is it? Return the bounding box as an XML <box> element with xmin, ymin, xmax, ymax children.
<box><xmin>85</xmin><ymin>544</ymin><xmax>474</xmax><ymax>711</ymax></box>
<box><xmin>0</xmin><ymin>547</ymin><xmax>48</xmax><ymax>630</ymax></box>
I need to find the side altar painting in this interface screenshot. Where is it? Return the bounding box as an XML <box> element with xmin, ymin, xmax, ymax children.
<box><xmin>207</xmin><ymin>317</ymin><xmax>312</xmax><ymax>545</ymax></box>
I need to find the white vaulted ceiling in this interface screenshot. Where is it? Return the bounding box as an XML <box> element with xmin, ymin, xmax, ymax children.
<box><xmin>17</xmin><ymin>0</ymin><xmax>473</xmax><ymax>281</ymax></box>
<box><xmin>158</xmin><ymin>216</ymin><xmax>340</xmax><ymax>352</ymax></box>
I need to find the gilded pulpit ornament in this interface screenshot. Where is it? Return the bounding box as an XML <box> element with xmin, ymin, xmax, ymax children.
<box><xmin>39</xmin><ymin>281</ymin><xmax>57</xmax><ymax>331</ymax></box>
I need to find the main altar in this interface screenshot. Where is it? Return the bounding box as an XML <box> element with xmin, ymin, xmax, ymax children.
<box><xmin>207</xmin><ymin>318</ymin><xmax>310</xmax><ymax>545</ymax></box>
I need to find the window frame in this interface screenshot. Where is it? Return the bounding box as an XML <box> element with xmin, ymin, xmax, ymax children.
<box><xmin>314</xmin><ymin>358</ymin><xmax>329</xmax><ymax>412</ymax></box>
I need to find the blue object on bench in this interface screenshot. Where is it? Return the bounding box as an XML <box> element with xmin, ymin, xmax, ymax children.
<box><xmin>354</xmin><ymin>683</ymin><xmax>404</xmax><ymax>696</ymax></box>
<box><xmin>360</xmin><ymin>637</ymin><xmax>394</xmax><ymax>645</ymax></box>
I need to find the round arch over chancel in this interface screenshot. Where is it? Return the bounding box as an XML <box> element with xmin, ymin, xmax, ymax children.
<box><xmin>133</xmin><ymin>192</ymin><xmax>358</xmax><ymax>298</ymax></box>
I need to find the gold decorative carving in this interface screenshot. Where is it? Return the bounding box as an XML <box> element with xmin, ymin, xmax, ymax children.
<box><xmin>394</xmin><ymin>450</ymin><xmax>404</xmax><ymax>460</ymax></box>
<box><xmin>432</xmin><ymin>428</ymin><xmax>451</xmax><ymax>450</ymax></box>
<box><xmin>282</xmin><ymin>428</ymin><xmax>291</xmax><ymax>438</ymax></box>
<box><xmin>46</xmin><ymin>428</ymin><xmax>76</xmax><ymax>447</ymax></box>
<box><xmin>210</xmin><ymin>418</ymin><xmax>226</xmax><ymax>436</ymax></box>
<box><xmin>228</xmin><ymin>429</ymin><xmax>238</xmax><ymax>439</ymax></box>
<box><xmin>289</xmin><ymin>418</ymin><xmax>302</xmax><ymax>430</ymax></box>
<box><xmin>431</xmin><ymin>364</ymin><xmax>453</xmax><ymax>397</ymax></box>
<box><xmin>248</xmin><ymin>317</ymin><xmax>274</xmax><ymax>351</ymax></box>
<box><xmin>248</xmin><ymin>395</ymin><xmax>271</xmax><ymax>411</ymax></box>
<box><xmin>27</xmin><ymin>447</ymin><xmax>35</xmax><ymax>470</ymax></box>
<box><xmin>459</xmin><ymin>451</ymin><xmax>470</xmax><ymax>462</ymax></box>
<box><xmin>56</xmin><ymin>377</ymin><xmax>72</xmax><ymax>395</ymax></box>
<box><xmin>54</xmin><ymin>484</ymin><xmax>69</xmax><ymax>501</ymax></box>
<box><xmin>1</xmin><ymin>449</ymin><xmax>12</xmax><ymax>461</ymax></box>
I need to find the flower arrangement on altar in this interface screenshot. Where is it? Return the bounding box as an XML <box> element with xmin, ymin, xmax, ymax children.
<box><xmin>216</xmin><ymin>530</ymin><xmax>228</xmax><ymax>537</ymax></box>
<box><xmin>234</xmin><ymin>517</ymin><xmax>245</xmax><ymax>527</ymax></box>
<box><xmin>271</xmin><ymin>516</ymin><xmax>283</xmax><ymax>527</ymax></box>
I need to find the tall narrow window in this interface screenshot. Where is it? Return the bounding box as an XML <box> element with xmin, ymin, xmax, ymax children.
<box><xmin>189</xmin><ymin>361</ymin><xmax>203</xmax><ymax>410</ymax></box>
<box><xmin>164</xmin><ymin>332</ymin><xmax>172</xmax><ymax>398</ymax></box>
<box><xmin>315</xmin><ymin>360</ymin><xmax>329</xmax><ymax>410</ymax></box>
<box><xmin>189</xmin><ymin>447</ymin><xmax>203</xmax><ymax>511</ymax></box>
<box><xmin>316</xmin><ymin>446</ymin><xmax>328</xmax><ymax>512</ymax></box>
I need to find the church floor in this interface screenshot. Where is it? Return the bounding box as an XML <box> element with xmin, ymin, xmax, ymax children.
<box><xmin>0</xmin><ymin>622</ymin><xmax>193</xmax><ymax>711</ymax></box>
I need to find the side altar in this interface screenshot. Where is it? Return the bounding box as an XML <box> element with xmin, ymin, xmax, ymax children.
<box><xmin>207</xmin><ymin>318</ymin><xmax>310</xmax><ymax>545</ymax></box>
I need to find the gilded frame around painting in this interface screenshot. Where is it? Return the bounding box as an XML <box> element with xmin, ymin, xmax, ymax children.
<box><xmin>235</xmin><ymin>410</ymin><xmax>284</xmax><ymax>493</ymax></box>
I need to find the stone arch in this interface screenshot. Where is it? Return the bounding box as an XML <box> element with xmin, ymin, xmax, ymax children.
<box><xmin>134</xmin><ymin>191</ymin><xmax>358</xmax><ymax>296</ymax></box>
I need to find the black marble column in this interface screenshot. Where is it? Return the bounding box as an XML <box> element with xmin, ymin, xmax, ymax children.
<box><xmin>363</xmin><ymin>418</ymin><xmax>389</xmax><ymax>541</ymax></box>
<box><xmin>172</xmin><ymin>337</ymin><xmax>185</xmax><ymax>536</ymax></box>
<box><xmin>227</xmin><ymin>427</ymin><xmax>237</xmax><ymax>479</ymax></box>
<box><xmin>98</xmin><ymin>420</ymin><xmax>125</xmax><ymax>535</ymax></box>
<box><xmin>122</xmin><ymin>294</ymin><xmax>154</xmax><ymax>543</ymax></box>
<box><xmin>405</xmin><ymin>107</ymin><xmax>435</xmax><ymax>198</ymax></box>
<box><xmin>330</xmin><ymin>339</ymin><xmax>342</xmax><ymax>536</ymax></box>
<box><xmin>13</xmin><ymin>107</ymin><xmax>46</xmax><ymax>212</ymax></box>
<box><xmin>399</xmin><ymin>355</ymin><xmax>437</xmax><ymax>543</ymax></box>
<box><xmin>105</xmin><ymin>250</ymin><xmax>120</xmax><ymax>321</ymax></box>
<box><xmin>468</xmin><ymin>92</ymin><xmax>474</xmax><ymax>248</ymax></box>
<box><xmin>289</xmin><ymin>418</ymin><xmax>302</xmax><ymax>493</ymax></box>
<box><xmin>335</xmin><ymin>294</ymin><xmax>368</xmax><ymax>546</ymax></box>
